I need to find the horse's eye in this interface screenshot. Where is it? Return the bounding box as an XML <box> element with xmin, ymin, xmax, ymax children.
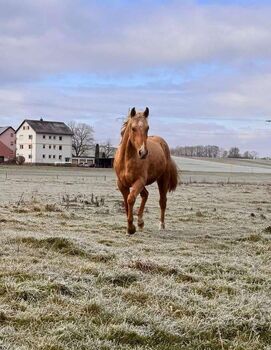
<box><xmin>132</xmin><ymin>127</ymin><xmax>136</xmax><ymax>132</ymax></box>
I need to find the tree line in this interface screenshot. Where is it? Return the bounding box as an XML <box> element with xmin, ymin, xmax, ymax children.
<box><xmin>170</xmin><ymin>145</ymin><xmax>257</xmax><ymax>159</ymax></box>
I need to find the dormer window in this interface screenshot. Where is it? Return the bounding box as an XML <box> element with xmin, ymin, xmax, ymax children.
<box><xmin>29</xmin><ymin>135</ymin><xmax>32</xmax><ymax>139</ymax></box>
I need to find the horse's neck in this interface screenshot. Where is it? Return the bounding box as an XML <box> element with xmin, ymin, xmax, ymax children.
<box><xmin>118</xmin><ymin>129</ymin><xmax>136</xmax><ymax>163</ymax></box>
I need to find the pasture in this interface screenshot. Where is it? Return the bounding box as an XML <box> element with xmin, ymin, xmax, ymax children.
<box><xmin>0</xmin><ymin>164</ymin><xmax>271</xmax><ymax>350</ymax></box>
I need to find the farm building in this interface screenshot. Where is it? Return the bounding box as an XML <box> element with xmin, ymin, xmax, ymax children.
<box><xmin>16</xmin><ymin>119</ymin><xmax>73</xmax><ymax>164</ymax></box>
<box><xmin>0</xmin><ymin>126</ymin><xmax>16</xmax><ymax>163</ymax></box>
<box><xmin>72</xmin><ymin>144</ymin><xmax>116</xmax><ymax>167</ymax></box>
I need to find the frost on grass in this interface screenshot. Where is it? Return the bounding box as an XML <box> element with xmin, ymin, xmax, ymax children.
<box><xmin>0</xmin><ymin>168</ymin><xmax>271</xmax><ymax>349</ymax></box>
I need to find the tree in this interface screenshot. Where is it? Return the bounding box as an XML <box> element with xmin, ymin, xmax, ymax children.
<box><xmin>221</xmin><ymin>150</ymin><xmax>228</xmax><ymax>158</ymax></box>
<box><xmin>243</xmin><ymin>151</ymin><xmax>253</xmax><ymax>159</ymax></box>
<box><xmin>68</xmin><ymin>121</ymin><xmax>94</xmax><ymax>157</ymax></box>
<box><xmin>103</xmin><ymin>139</ymin><xmax>115</xmax><ymax>158</ymax></box>
<box><xmin>95</xmin><ymin>144</ymin><xmax>100</xmax><ymax>160</ymax></box>
<box><xmin>228</xmin><ymin>147</ymin><xmax>240</xmax><ymax>158</ymax></box>
<box><xmin>16</xmin><ymin>155</ymin><xmax>25</xmax><ymax>165</ymax></box>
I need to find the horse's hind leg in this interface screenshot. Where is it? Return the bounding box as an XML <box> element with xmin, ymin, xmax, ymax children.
<box><xmin>137</xmin><ymin>187</ymin><xmax>149</xmax><ymax>230</ymax></box>
<box><xmin>157</xmin><ymin>179</ymin><xmax>168</xmax><ymax>230</ymax></box>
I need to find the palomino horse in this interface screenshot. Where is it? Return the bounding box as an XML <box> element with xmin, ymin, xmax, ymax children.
<box><xmin>114</xmin><ymin>107</ymin><xmax>178</xmax><ymax>234</ymax></box>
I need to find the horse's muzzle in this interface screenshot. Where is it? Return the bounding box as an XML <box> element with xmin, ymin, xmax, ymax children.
<box><xmin>139</xmin><ymin>149</ymin><xmax>148</xmax><ymax>159</ymax></box>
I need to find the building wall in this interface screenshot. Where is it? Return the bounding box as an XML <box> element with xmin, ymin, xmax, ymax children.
<box><xmin>0</xmin><ymin>127</ymin><xmax>16</xmax><ymax>158</ymax></box>
<box><xmin>36</xmin><ymin>134</ymin><xmax>72</xmax><ymax>164</ymax></box>
<box><xmin>16</xmin><ymin>122</ymin><xmax>36</xmax><ymax>163</ymax></box>
<box><xmin>16</xmin><ymin>121</ymin><xmax>72</xmax><ymax>164</ymax></box>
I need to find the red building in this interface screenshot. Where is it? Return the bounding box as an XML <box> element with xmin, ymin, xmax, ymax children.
<box><xmin>0</xmin><ymin>127</ymin><xmax>16</xmax><ymax>162</ymax></box>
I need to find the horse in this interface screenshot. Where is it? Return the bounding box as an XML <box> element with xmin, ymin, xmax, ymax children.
<box><xmin>114</xmin><ymin>107</ymin><xmax>179</xmax><ymax>234</ymax></box>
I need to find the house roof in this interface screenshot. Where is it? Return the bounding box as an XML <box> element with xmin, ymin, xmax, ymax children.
<box><xmin>0</xmin><ymin>126</ymin><xmax>15</xmax><ymax>136</ymax></box>
<box><xmin>16</xmin><ymin>119</ymin><xmax>73</xmax><ymax>136</ymax></box>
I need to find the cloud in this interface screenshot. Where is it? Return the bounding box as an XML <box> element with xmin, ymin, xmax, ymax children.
<box><xmin>0</xmin><ymin>0</ymin><xmax>270</xmax><ymax>156</ymax></box>
<box><xmin>1</xmin><ymin>0</ymin><xmax>271</xmax><ymax>81</ymax></box>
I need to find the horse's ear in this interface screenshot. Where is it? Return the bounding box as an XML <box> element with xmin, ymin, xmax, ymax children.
<box><xmin>130</xmin><ymin>107</ymin><xmax>136</xmax><ymax>118</ymax></box>
<box><xmin>144</xmin><ymin>107</ymin><xmax>149</xmax><ymax>118</ymax></box>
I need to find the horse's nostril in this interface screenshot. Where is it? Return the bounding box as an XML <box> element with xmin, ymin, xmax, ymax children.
<box><xmin>139</xmin><ymin>150</ymin><xmax>142</xmax><ymax>156</ymax></box>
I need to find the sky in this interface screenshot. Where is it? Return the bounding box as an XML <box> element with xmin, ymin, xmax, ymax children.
<box><xmin>0</xmin><ymin>0</ymin><xmax>271</xmax><ymax>156</ymax></box>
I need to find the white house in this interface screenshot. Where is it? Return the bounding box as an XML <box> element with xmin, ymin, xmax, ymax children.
<box><xmin>16</xmin><ymin>119</ymin><xmax>73</xmax><ymax>164</ymax></box>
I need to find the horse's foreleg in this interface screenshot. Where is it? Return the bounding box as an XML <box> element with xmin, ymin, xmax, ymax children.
<box><xmin>158</xmin><ymin>180</ymin><xmax>168</xmax><ymax>230</ymax></box>
<box><xmin>137</xmin><ymin>187</ymin><xmax>149</xmax><ymax>230</ymax></box>
<box><xmin>127</xmin><ymin>180</ymin><xmax>144</xmax><ymax>235</ymax></box>
<box><xmin>117</xmin><ymin>180</ymin><xmax>129</xmax><ymax>215</ymax></box>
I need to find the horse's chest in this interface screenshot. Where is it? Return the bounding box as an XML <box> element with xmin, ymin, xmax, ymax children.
<box><xmin>121</xmin><ymin>163</ymin><xmax>146</xmax><ymax>187</ymax></box>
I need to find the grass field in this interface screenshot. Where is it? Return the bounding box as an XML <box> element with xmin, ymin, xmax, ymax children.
<box><xmin>0</xmin><ymin>165</ymin><xmax>271</xmax><ymax>349</ymax></box>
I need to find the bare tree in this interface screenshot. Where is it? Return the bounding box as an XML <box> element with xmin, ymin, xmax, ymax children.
<box><xmin>243</xmin><ymin>151</ymin><xmax>253</xmax><ymax>159</ymax></box>
<box><xmin>68</xmin><ymin>121</ymin><xmax>94</xmax><ymax>157</ymax></box>
<box><xmin>228</xmin><ymin>147</ymin><xmax>240</xmax><ymax>158</ymax></box>
<box><xmin>221</xmin><ymin>149</ymin><xmax>228</xmax><ymax>158</ymax></box>
<box><xmin>103</xmin><ymin>139</ymin><xmax>115</xmax><ymax>158</ymax></box>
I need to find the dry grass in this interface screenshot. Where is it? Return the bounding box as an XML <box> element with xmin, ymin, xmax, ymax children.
<box><xmin>0</xmin><ymin>166</ymin><xmax>271</xmax><ymax>349</ymax></box>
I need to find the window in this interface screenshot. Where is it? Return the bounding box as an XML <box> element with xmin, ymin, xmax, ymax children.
<box><xmin>20</xmin><ymin>145</ymin><xmax>23</xmax><ymax>149</ymax></box>
<box><xmin>10</xmin><ymin>142</ymin><xmax>13</xmax><ymax>146</ymax></box>
<box><xmin>29</xmin><ymin>135</ymin><xmax>32</xmax><ymax>139</ymax></box>
<box><xmin>49</xmin><ymin>155</ymin><xmax>51</xmax><ymax>159</ymax></box>
<box><xmin>10</xmin><ymin>133</ymin><xmax>13</xmax><ymax>137</ymax></box>
<box><xmin>65</xmin><ymin>157</ymin><xmax>70</xmax><ymax>162</ymax></box>
<box><xmin>27</xmin><ymin>126</ymin><xmax>30</xmax><ymax>130</ymax></box>
<box><xmin>53</xmin><ymin>136</ymin><xmax>56</xmax><ymax>140</ymax></box>
<box><xmin>43</xmin><ymin>155</ymin><xmax>45</xmax><ymax>159</ymax></box>
<box><xmin>28</xmin><ymin>145</ymin><xmax>32</xmax><ymax>149</ymax></box>
<box><xmin>43</xmin><ymin>145</ymin><xmax>45</xmax><ymax>149</ymax></box>
<box><xmin>59</xmin><ymin>155</ymin><xmax>62</xmax><ymax>160</ymax></box>
<box><xmin>53</xmin><ymin>155</ymin><xmax>56</xmax><ymax>159</ymax></box>
<box><xmin>53</xmin><ymin>145</ymin><xmax>56</xmax><ymax>150</ymax></box>
<box><xmin>59</xmin><ymin>145</ymin><xmax>62</xmax><ymax>150</ymax></box>
<box><xmin>23</xmin><ymin>126</ymin><xmax>25</xmax><ymax>130</ymax></box>
<box><xmin>49</xmin><ymin>136</ymin><xmax>52</xmax><ymax>139</ymax></box>
<box><xmin>59</xmin><ymin>136</ymin><xmax>62</xmax><ymax>141</ymax></box>
<box><xmin>43</xmin><ymin>135</ymin><xmax>46</xmax><ymax>139</ymax></box>
<box><xmin>49</xmin><ymin>145</ymin><xmax>51</xmax><ymax>149</ymax></box>
<box><xmin>28</xmin><ymin>154</ymin><xmax>32</xmax><ymax>159</ymax></box>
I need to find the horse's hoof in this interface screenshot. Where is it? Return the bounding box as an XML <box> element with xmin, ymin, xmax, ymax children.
<box><xmin>127</xmin><ymin>224</ymin><xmax>136</xmax><ymax>235</ymax></box>
<box><xmin>159</xmin><ymin>222</ymin><xmax>165</xmax><ymax>230</ymax></box>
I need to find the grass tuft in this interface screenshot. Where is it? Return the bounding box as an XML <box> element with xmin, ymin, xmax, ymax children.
<box><xmin>15</xmin><ymin>236</ymin><xmax>86</xmax><ymax>256</ymax></box>
<box><xmin>263</xmin><ymin>226</ymin><xmax>271</xmax><ymax>234</ymax></box>
<box><xmin>127</xmin><ymin>259</ymin><xmax>178</xmax><ymax>276</ymax></box>
<box><xmin>101</xmin><ymin>272</ymin><xmax>139</xmax><ymax>287</ymax></box>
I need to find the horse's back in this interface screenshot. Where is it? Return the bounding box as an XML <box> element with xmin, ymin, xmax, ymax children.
<box><xmin>144</xmin><ymin>136</ymin><xmax>171</xmax><ymax>184</ymax></box>
<box><xmin>148</xmin><ymin>136</ymin><xmax>171</xmax><ymax>159</ymax></box>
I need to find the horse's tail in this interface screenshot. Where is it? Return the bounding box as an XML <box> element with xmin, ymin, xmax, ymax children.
<box><xmin>168</xmin><ymin>157</ymin><xmax>179</xmax><ymax>192</ymax></box>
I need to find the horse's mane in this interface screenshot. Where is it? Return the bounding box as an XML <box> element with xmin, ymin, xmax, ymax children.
<box><xmin>120</xmin><ymin>117</ymin><xmax>129</xmax><ymax>138</ymax></box>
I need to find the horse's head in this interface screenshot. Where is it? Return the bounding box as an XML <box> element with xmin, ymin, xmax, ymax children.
<box><xmin>129</xmin><ymin>107</ymin><xmax>149</xmax><ymax>159</ymax></box>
